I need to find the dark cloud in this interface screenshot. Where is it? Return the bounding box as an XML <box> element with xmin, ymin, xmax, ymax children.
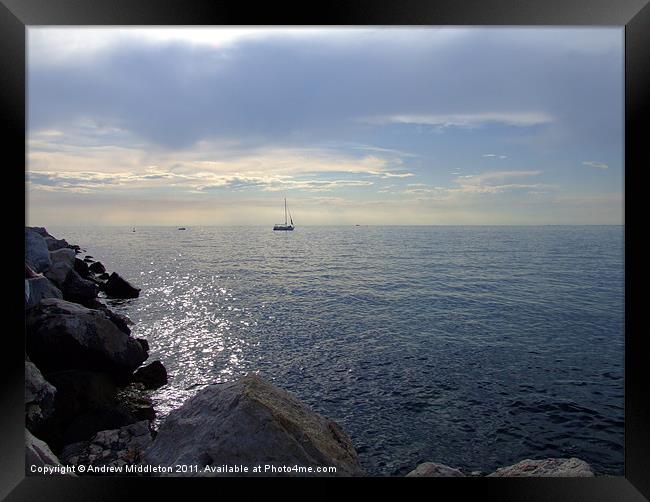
<box><xmin>28</xmin><ymin>28</ymin><xmax>622</xmax><ymax>152</ymax></box>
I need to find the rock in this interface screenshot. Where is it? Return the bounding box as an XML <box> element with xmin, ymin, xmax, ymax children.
<box><xmin>89</xmin><ymin>261</ymin><xmax>106</xmax><ymax>274</ymax></box>
<box><xmin>133</xmin><ymin>361</ymin><xmax>168</xmax><ymax>390</ymax></box>
<box><xmin>27</xmin><ymin>226</ymin><xmax>51</xmax><ymax>238</ymax></box>
<box><xmin>26</xmin><ymin>276</ymin><xmax>62</xmax><ymax>309</ymax></box>
<box><xmin>116</xmin><ymin>383</ymin><xmax>156</xmax><ymax>421</ymax></box>
<box><xmin>98</xmin><ymin>272</ymin><xmax>110</xmax><ymax>280</ymax></box>
<box><xmin>136</xmin><ymin>338</ymin><xmax>149</xmax><ymax>354</ymax></box>
<box><xmin>62</xmin><ymin>407</ymin><xmax>138</xmax><ymax>447</ymax></box>
<box><xmin>406</xmin><ymin>462</ymin><xmax>465</xmax><ymax>477</ymax></box>
<box><xmin>25</xmin><ymin>298</ymin><xmax>147</xmax><ymax>382</ymax></box>
<box><xmin>26</xmin><ymin>228</ymin><xmax>51</xmax><ymax>273</ymax></box>
<box><xmin>61</xmin><ymin>269</ymin><xmax>99</xmax><ymax>305</ymax></box>
<box><xmin>60</xmin><ymin>421</ymin><xmax>153</xmax><ymax>472</ymax></box>
<box><xmin>143</xmin><ymin>373</ymin><xmax>363</xmax><ymax>476</ymax></box>
<box><xmin>46</xmin><ymin>370</ymin><xmax>119</xmax><ymax>422</ymax></box>
<box><xmin>83</xmin><ymin>298</ymin><xmax>133</xmax><ymax>335</ymax></box>
<box><xmin>26</xmin><ymin>429</ymin><xmax>72</xmax><ymax>475</ymax></box>
<box><xmin>44</xmin><ymin>261</ymin><xmax>73</xmax><ymax>288</ymax></box>
<box><xmin>49</xmin><ymin>248</ymin><xmax>75</xmax><ymax>267</ymax></box>
<box><xmin>487</xmin><ymin>458</ymin><xmax>595</xmax><ymax>477</ymax></box>
<box><xmin>25</xmin><ymin>360</ymin><xmax>57</xmax><ymax>433</ymax></box>
<box><xmin>83</xmin><ymin>257</ymin><xmax>94</xmax><ymax>263</ymax></box>
<box><xmin>74</xmin><ymin>258</ymin><xmax>92</xmax><ymax>279</ymax></box>
<box><xmin>104</xmin><ymin>272</ymin><xmax>141</xmax><ymax>299</ymax></box>
<box><xmin>45</xmin><ymin>236</ymin><xmax>70</xmax><ymax>251</ymax></box>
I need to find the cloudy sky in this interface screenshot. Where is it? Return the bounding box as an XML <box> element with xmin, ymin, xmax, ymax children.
<box><xmin>26</xmin><ymin>27</ymin><xmax>623</xmax><ymax>225</ymax></box>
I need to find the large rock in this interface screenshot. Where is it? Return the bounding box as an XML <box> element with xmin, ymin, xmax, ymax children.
<box><xmin>25</xmin><ymin>360</ymin><xmax>57</xmax><ymax>432</ymax></box>
<box><xmin>406</xmin><ymin>462</ymin><xmax>465</xmax><ymax>477</ymax></box>
<box><xmin>26</xmin><ymin>429</ymin><xmax>72</xmax><ymax>475</ymax></box>
<box><xmin>83</xmin><ymin>298</ymin><xmax>133</xmax><ymax>335</ymax></box>
<box><xmin>44</xmin><ymin>261</ymin><xmax>73</xmax><ymax>288</ymax></box>
<box><xmin>49</xmin><ymin>248</ymin><xmax>75</xmax><ymax>268</ymax></box>
<box><xmin>74</xmin><ymin>258</ymin><xmax>92</xmax><ymax>279</ymax></box>
<box><xmin>143</xmin><ymin>374</ymin><xmax>363</xmax><ymax>476</ymax></box>
<box><xmin>116</xmin><ymin>383</ymin><xmax>156</xmax><ymax>422</ymax></box>
<box><xmin>89</xmin><ymin>261</ymin><xmax>106</xmax><ymax>275</ymax></box>
<box><xmin>60</xmin><ymin>421</ymin><xmax>153</xmax><ymax>472</ymax></box>
<box><xmin>44</xmin><ymin>236</ymin><xmax>70</xmax><ymax>251</ymax></box>
<box><xmin>104</xmin><ymin>272</ymin><xmax>140</xmax><ymax>299</ymax></box>
<box><xmin>26</xmin><ymin>276</ymin><xmax>62</xmax><ymax>309</ymax></box>
<box><xmin>487</xmin><ymin>458</ymin><xmax>595</xmax><ymax>477</ymax></box>
<box><xmin>133</xmin><ymin>361</ymin><xmax>168</xmax><ymax>390</ymax></box>
<box><xmin>61</xmin><ymin>269</ymin><xmax>99</xmax><ymax>305</ymax></box>
<box><xmin>25</xmin><ymin>298</ymin><xmax>147</xmax><ymax>382</ymax></box>
<box><xmin>26</xmin><ymin>228</ymin><xmax>51</xmax><ymax>273</ymax></box>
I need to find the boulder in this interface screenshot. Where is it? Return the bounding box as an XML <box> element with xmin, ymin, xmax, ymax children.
<box><xmin>61</xmin><ymin>269</ymin><xmax>99</xmax><ymax>305</ymax></box>
<box><xmin>25</xmin><ymin>298</ymin><xmax>147</xmax><ymax>382</ymax></box>
<box><xmin>136</xmin><ymin>338</ymin><xmax>149</xmax><ymax>354</ymax></box>
<box><xmin>25</xmin><ymin>360</ymin><xmax>57</xmax><ymax>433</ymax></box>
<box><xmin>60</xmin><ymin>421</ymin><xmax>153</xmax><ymax>472</ymax></box>
<box><xmin>104</xmin><ymin>272</ymin><xmax>141</xmax><ymax>299</ymax></box>
<box><xmin>406</xmin><ymin>462</ymin><xmax>465</xmax><ymax>477</ymax></box>
<box><xmin>98</xmin><ymin>272</ymin><xmax>110</xmax><ymax>280</ymax></box>
<box><xmin>46</xmin><ymin>370</ymin><xmax>118</xmax><ymax>422</ymax></box>
<box><xmin>83</xmin><ymin>298</ymin><xmax>133</xmax><ymax>335</ymax></box>
<box><xmin>26</xmin><ymin>228</ymin><xmax>51</xmax><ymax>273</ymax></box>
<box><xmin>143</xmin><ymin>373</ymin><xmax>363</xmax><ymax>476</ymax></box>
<box><xmin>62</xmin><ymin>407</ymin><xmax>138</xmax><ymax>447</ymax></box>
<box><xmin>74</xmin><ymin>258</ymin><xmax>92</xmax><ymax>279</ymax></box>
<box><xmin>27</xmin><ymin>226</ymin><xmax>51</xmax><ymax>238</ymax></box>
<box><xmin>26</xmin><ymin>276</ymin><xmax>62</xmax><ymax>309</ymax></box>
<box><xmin>487</xmin><ymin>458</ymin><xmax>595</xmax><ymax>477</ymax></box>
<box><xmin>133</xmin><ymin>361</ymin><xmax>168</xmax><ymax>390</ymax></box>
<box><xmin>45</xmin><ymin>236</ymin><xmax>70</xmax><ymax>251</ymax></box>
<box><xmin>44</xmin><ymin>261</ymin><xmax>73</xmax><ymax>288</ymax></box>
<box><xmin>26</xmin><ymin>429</ymin><xmax>70</xmax><ymax>474</ymax></box>
<box><xmin>49</xmin><ymin>248</ymin><xmax>76</xmax><ymax>268</ymax></box>
<box><xmin>89</xmin><ymin>261</ymin><xmax>106</xmax><ymax>274</ymax></box>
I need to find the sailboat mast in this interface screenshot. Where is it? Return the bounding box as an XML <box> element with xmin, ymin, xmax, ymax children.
<box><xmin>284</xmin><ymin>198</ymin><xmax>287</xmax><ymax>225</ymax></box>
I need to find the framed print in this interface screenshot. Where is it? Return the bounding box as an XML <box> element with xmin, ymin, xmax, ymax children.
<box><xmin>3</xmin><ymin>0</ymin><xmax>649</xmax><ymax>500</ymax></box>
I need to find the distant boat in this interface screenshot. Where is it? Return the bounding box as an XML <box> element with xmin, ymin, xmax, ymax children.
<box><xmin>132</xmin><ymin>227</ymin><xmax>136</xmax><ymax>232</ymax></box>
<box><xmin>273</xmin><ymin>198</ymin><xmax>294</xmax><ymax>231</ymax></box>
<box><xmin>178</xmin><ymin>227</ymin><xmax>186</xmax><ymax>230</ymax></box>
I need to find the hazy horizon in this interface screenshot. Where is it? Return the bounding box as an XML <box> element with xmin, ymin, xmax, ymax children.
<box><xmin>26</xmin><ymin>27</ymin><xmax>624</xmax><ymax>226</ymax></box>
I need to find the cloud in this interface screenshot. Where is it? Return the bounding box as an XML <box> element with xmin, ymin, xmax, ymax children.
<box><xmin>363</xmin><ymin>112</ymin><xmax>554</xmax><ymax>129</ymax></box>
<box><xmin>582</xmin><ymin>160</ymin><xmax>609</xmax><ymax>169</ymax></box>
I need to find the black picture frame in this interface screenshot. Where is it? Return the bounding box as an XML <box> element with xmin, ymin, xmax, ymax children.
<box><xmin>3</xmin><ymin>0</ymin><xmax>648</xmax><ymax>499</ymax></box>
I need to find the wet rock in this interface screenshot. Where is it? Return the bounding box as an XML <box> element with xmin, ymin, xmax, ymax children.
<box><xmin>406</xmin><ymin>462</ymin><xmax>465</xmax><ymax>477</ymax></box>
<box><xmin>89</xmin><ymin>261</ymin><xmax>106</xmax><ymax>274</ymax></box>
<box><xmin>487</xmin><ymin>458</ymin><xmax>595</xmax><ymax>477</ymax></box>
<box><xmin>143</xmin><ymin>373</ymin><xmax>363</xmax><ymax>476</ymax></box>
<box><xmin>98</xmin><ymin>272</ymin><xmax>110</xmax><ymax>280</ymax></box>
<box><xmin>133</xmin><ymin>361</ymin><xmax>168</xmax><ymax>390</ymax></box>
<box><xmin>25</xmin><ymin>360</ymin><xmax>57</xmax><ymax>433</ymax></box>
<box><xmin>116</xmin><ymin>383</ymin><xmax>156</xmax><ymax>421</ymax></box>
<box><xmin>26</xmin><ymin>276</ymin><xmax>62</xmax><ymax>309</ymax></box>
<box><xmin>44</xmin><ymin>261</ymin><xmax>73</xmax><ymax>288</ymax></box>
<box><xmin>61</xmin><ymin>269</ymin><xmax>99</xmax><ymax>305</ymax></box>
<box><xmin>60</xmin><ymin>421</ymin><xmax>153</xmax><ymax>473</ymax></box>
<box><xmin>26</xmin><ymin>228</ymin><xmax>51</xmax><ymax>273</ymax></box>
<box><xmin>25</xmin><ymin>298</ymin><xmax>147</xmax><ymax>382</ymax></box>
<box><xmin>135</xmin><ymin>338</ymin><xmax>149</xmax><ymax>354</ymax></box>
<box><xmin>104</xmin><ymin>272</ymin><xmax>141</xmax><ymax>299</ymax></box>
<box><xmin>45</xmin><ymin>236</ymin><xmax>71</xmax><ymax>251</ymax></box>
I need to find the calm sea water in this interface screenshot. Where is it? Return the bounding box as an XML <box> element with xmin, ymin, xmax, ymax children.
<box><xmin>47</xmin><ymin>225</ymin><xmax>624</xmax><ymax>476</ymax></box>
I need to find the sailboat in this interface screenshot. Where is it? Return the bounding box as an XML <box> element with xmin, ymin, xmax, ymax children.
<box><xmin>273</xmin><ymin>198</ymin><xmax>295</xmax><ymax>231</ymax></box>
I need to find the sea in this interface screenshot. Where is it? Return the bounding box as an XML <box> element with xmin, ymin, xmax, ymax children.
<box><xmin>46</xmin><ymin>225</ymin><xmax>625</xmax><ymax>476</ymax></box>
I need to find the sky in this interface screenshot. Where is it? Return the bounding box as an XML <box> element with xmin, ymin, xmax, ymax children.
<box><xmin>26</xmin><ymin>27</ymin><xmax>624</xmax><ymax>226</ymax></box>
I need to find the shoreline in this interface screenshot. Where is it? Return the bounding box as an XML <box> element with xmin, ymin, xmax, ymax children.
<box><xmin>25</xmin><ymin>226</ymin><xmax>598</xmax><ymax>477</ymax></box>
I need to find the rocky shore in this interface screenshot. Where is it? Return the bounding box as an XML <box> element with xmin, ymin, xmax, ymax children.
<box><xmin>24</xmin><ymin>227</ymin><xmax>597</xmax><ymax>477</ymax></box>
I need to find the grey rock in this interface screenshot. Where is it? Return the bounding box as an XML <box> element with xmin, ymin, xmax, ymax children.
<box><xmin>60</xmin><ymin>421</ymin><xmax>153</xmax><ymax>473</ymax></box>
<box><xmin>49</xmin><ymin>248</ymin><xmax>75</xmax><ymax>268</ymax></box>
<box><xmin>45</xmin><ymin>236</ymin><xmax>71</xmax><ymax>251</ymax></box>
<box><xmin>26</xmin><ymin>228</ymin><xmax>51</xmax><ymax>273</ymax></box>
<box><xmin>143</xmin><ymin>373</ymin><xmax>363</xmax><ymax>476</ymax></box>
<box><xmin>26</xmin><ymin>276</ymin><xmax>62</xmax><ymax>309</ymax></box>
<box><xmin>487</xmin><ymin>458</ymin><xmax>595</xmax><ymax>477</ymax></box>
<box><xmin>25</xmin><ymin>360</ymin><xmax>57</xmax><ymax>432</ymax></box>
<box><xmin>406</xmin><ymin>462</ymin><xmax>465</xmax><ymax>477</ymax></box>
<box><xmin>44</xmin><ymin>261</ymin><xmax>73</xmax><ymax>288</ymax></box>
<box><xmin>25</xmin><ymin>298</ymin><xmax>147</xmax><ymax>382</ymax></box>
<box><xmin>26</xmin><ymin>429</ymin><xmax>72</xmax><ymax>475</ymax></box>
<box><xmin>133</xmin><ymin>361</ymin><xmax>168</xmax><ymax>390</ymax></box>
<box><xmin>104</xmin><ymin>272</ymin><xmax>141</xmax><ymax>299</ymax></box>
